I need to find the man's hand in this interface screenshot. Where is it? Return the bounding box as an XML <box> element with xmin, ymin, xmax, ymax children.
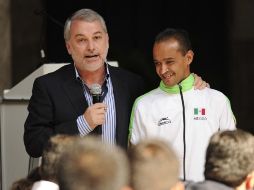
<box><xmin>193</xmin><ymin>73</ymin><xmax>210</xmax><ymax>90</ymax></box>
<box><xmin>83</xmin><ymin>103</ymin><xmax>107</xmax><ymax>129</ymax></box>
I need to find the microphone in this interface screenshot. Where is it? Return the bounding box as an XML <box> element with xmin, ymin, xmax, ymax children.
<box><xmin>90</xmin><ymin>84</ymin><xmax>102</xmax><ymax>135</ymax></box>
<box><xmin>90</xmin><ymin>84</ymin><xmax>102</xmax><ymax>104</ymax></box>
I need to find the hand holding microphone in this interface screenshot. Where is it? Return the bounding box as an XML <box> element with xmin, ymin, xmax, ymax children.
<box><xmin>83</xmin><ymin>84</ymin><xmax>106</xmax><ymax>134</ymax></box>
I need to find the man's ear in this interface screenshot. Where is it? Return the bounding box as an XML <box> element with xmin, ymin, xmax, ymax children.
<box><xmin>185</xmin><ymin>50</ymin><xmax>194</xmax><ymax>65</ymax></box>
<box><xmin>65</xmin><ymin>42</ymin><xmax>71</xmax><ymax>55</ymax></box>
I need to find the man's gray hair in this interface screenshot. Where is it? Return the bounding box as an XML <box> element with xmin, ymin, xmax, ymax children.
<box><xmin>64</xmin><ymin>8</ymin><xmax>107</xmax><ymax>41</ymax></box>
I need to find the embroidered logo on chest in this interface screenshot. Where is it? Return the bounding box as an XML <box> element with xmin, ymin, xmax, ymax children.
<box><xmin>193</xmin><ymin>107</ymin><xmax>207</xmax><ymax>120</ymax></box>
<box><xmin>157</xmin><ymin>117</ymin><xmax>172</xmax><ymax>126</ymax></box>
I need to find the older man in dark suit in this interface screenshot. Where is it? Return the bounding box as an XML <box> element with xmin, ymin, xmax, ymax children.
<box><xmin>24</xmin><ymin>8</ymin><xmax>145</xmax><ymax>157</ymax></box>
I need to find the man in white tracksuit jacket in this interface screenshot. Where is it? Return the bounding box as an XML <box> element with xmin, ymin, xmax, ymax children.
<box><xmin>129</xmin><ymin>28</ymin><xmax>236</xmax><ymax>182</ymax></box>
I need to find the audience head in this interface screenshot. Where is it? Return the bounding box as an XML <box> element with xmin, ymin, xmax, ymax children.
<box><xmin>205</xmin><ymin>129</ymin><xmax>254</xmax><ymax>189</ymax></box>
<box><xmin>40</xmin><ymin>134</ymin><xmax>77</xmax><ymax>183</ymax></box>
<box><xmin>128</xmin><ymin>138</ymin><xmax>184</xmax><ymax>190</ymax></box>
<box><xmin>57</xmin><ymin>136</ymin><xmax>130</xmax><ymax>190</ymax></box>
<box><xmin>11</xmin><ymin>166</ymin><xmax>41</xmax><ymax>190</ymax></box>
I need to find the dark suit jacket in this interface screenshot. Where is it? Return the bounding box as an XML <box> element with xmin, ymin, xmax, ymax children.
<box><xmin>24</xmin><ymin>63</ymin><xmax>145</xmax><ymax>157</ymax></box>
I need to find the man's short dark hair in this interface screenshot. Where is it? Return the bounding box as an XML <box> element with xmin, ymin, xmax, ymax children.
<box><xmin>154</xmin><ymin>28</ymin><xmax>192</xmax><ymax>55</ymax></box>
<box><xmin>205</xmin><ymin>129</ymin><xmax>254</xmax><ymax>187</ymax></box>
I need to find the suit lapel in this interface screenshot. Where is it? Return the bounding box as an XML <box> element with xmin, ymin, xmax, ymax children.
<box><xmin>61</xmin><ymin>65</ymin><xmax>88</xmax><ymax>115</ymax></box>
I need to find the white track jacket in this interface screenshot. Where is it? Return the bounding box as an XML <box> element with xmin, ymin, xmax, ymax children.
<box><xmin>129</xmin><ymin>74</ymin><xmax>236</xmax><ymax>182</ymax></box>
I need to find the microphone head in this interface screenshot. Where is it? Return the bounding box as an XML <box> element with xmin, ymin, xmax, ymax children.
<box><xmin>90</xmin><ymin>84</ymin><xmax>102</xmax><ymax>95</ymax></box>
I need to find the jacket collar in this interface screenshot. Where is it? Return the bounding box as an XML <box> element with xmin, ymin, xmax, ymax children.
<box><xmin>159</xmin><ymin>74</ymin><xmax>194</xmax><ymax>94</ymax></box>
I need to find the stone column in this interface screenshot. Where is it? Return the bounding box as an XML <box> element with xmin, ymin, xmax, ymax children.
<box><xmin>0</xmin><ymin>0</ymin><xmax>11</xmax><ymax>98</ymax></box>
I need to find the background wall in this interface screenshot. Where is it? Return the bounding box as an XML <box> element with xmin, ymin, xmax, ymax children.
<box><xmin>45</xmin><ymin>0</ymin><xmax>230</xmax><ymax>93</ymax></box>
<box><xmin>10</xmin><ymin>0</ymin><xmax>45</xmax><ymax>86</ymax></box>
<box><xmin>4</xmin><ymin>0</ymin><xmax>254</xmax><ymax>133</ymax></box>
<box><xmin>229</xmin><ymin>0</ymin><xmax>254</xmax><ymax>133</ymax></box>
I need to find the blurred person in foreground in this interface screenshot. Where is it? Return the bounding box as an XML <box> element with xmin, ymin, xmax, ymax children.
<box><xmin>186</xmin><ymin>129</ymin><xmax>254</xmax><ymax>190</ymax></box>
<box><xmin>57</xmin><ymin>136</ymin><xmax>131</xmax><ymax>190</ymax></box>
<box><xmin>128</xmin><ymin>138</ymin><xmax>184</xmax><ymax>190</ymax></box>
<box><xmin>10</xmin><ymin>167</ymin><xmax>40</xmax><ymax>190</ymax></box>
<box><xmin>32</xmin><ymin>134</ymin><xmax>78</xmax><ymax>190</ymax></box>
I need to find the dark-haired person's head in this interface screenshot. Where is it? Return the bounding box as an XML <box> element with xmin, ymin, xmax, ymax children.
<box><xmin>205</xmin><ymin>129</ymin><xmax>254</xmax><ymax>189</ymax></box>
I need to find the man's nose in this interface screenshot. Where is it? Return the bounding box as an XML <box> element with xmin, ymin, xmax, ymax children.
<box><xmin>161</xmin><ymin>64</ymin><xmax>168</xmax><ymax>74</ymax></box>
<box><xmin>87</xmin><ymin>40</ymin><xmax>95</xmax><ymax>52</ymax></box>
